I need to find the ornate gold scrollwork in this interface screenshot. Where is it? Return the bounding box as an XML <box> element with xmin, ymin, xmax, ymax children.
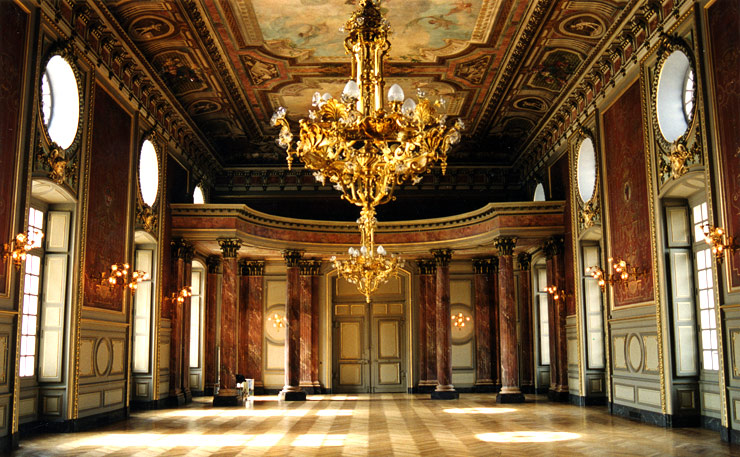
<box><xmin>37</xmin><ymin>144</ymin><xmax>77</xmax><ymax>185</ymax></box>
<box><xmin>136</xmin><ymin>203</ymin><xmax>158</xmax><ymax>233</ymax></box>
<box><xmin>580</xmin><ymin>195</ymin><xmax>600</xmax><ymax>230</ymax></box>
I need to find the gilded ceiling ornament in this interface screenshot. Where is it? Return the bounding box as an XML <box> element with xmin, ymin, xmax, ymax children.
<box><xmin>579</xmin><ymin>196</ymin><xmax>600</xmax><ymax>230</ymax></box>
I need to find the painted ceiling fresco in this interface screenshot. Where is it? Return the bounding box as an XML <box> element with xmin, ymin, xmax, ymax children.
<box><xmin>106</xmin><ymin>0</ymin><xmax>631</xmax><ymax>167</ymax></box>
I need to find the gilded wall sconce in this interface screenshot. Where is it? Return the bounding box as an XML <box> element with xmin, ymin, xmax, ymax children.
<box><xmin>97</xmin><ymin>263</ymin><xmax>150</xmax><ymax>292</ymax></box>
<box><xmin>586</xmin><ymin>257</ymin><xmax>644</xmax><ymax>292</ymax></box>
<box><xmin>2</xmin><ymin>232</ymin><xmax>40</xmax><ymax>269</ymax></box>
<box><xmin>702</xmin><ymin>225</ymin><xmax>736</xmax><ymax>264</ymax></box>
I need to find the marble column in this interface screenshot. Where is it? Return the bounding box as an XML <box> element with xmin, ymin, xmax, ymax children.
<box><xmin>243</xmin><ymin>261</ymin><xmax>265</xmax><ymax>394</ymax></box>
<box><xmin>203</xmin><ymin>255</ymin><xmax>221</xmax><ymax>395</ymax></box>
<box><xmin>214</xmin><ymin>238</ymin><xmax>241</xmax><ymax>406</ymax></box>
<box><xmin>309</xmin><ymin>263</ymin><xmax>321</xmax><ymax>392</ymax></box>
<box><xmin>280</xmin><ymin>250</ymin><xmax>306</xmax><ymax>401</ymax></box>
<box><xmin>517</xmin><ymin>252</ymin><xmax>535</xmax><ymax>393</ymax></box>
<box><xmin>298</xmin><ymin>260</ymin><xmax>321</xmax><ymax>393</ymax></box>
<box><xmin>473</xmin><ymin>258</ymin><xmax>495</xmax><ymax>392</ymax></box>
<box><xmin>417</xmin><ymin>260</ymin><xmax>437</xmax><ymax>391</ymax></box>
<box><xmin>494</xmin><ymin>236</ymin><xmax>524</xmax><ymax>403</ymax></box>
<box><xmin>544</xmin><ymin>236</ymin><xmax>568</xmax><ymax>401</ymax></box>
<box><xmin>237</xmin><ymin>260</ymin><xmax>250</xmax><ymax>379</ymax></box>
<box><xmin>299</xmin><ymin>260</ymin><xmax>321</xmax><ymax>393</ymax></box>
<box><xmin>169</xmin><ymin>238</ymin><xmax>191</xmax><ymax>405</ymax></box>
<box><xmin>491</xmin><ymin>256</ymin><xmax>501</xmax><ymax>387</ymax></box>
<box><xmin>431</xmin><ymin>249</ymin><xmax>458</xmax><ymax>400</ymax></box>
<box><xmin>181</xmin><ymin>246</ymin><xmax>194</xmax><ymax>403</ymax></box>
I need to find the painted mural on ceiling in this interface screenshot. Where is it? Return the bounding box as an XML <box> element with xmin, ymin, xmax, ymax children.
<box><xmin>107</xmin><ymin>0</ymin><xmax>631</xmax><ymax>167</ymax></box>
<box><xmin>252</xmin><ymin>0</ymin><xmax>484</xmax><ymax>61</ymax></box>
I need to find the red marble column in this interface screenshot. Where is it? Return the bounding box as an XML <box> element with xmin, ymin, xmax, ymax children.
<box><xmin>310</xmin><ymin>266</ymin><xmax>321</xmax><ymax>391</ymax></box>
<box><xmin>299</xmin><ymin>261</ymin><xmax>313</xmax><ymax>392</ymax></box>
<box><xmin>168</xmin><ymin>238</ymin><xmax>190</xmax><ymax>405</ymax></box>
<box><xmin>238</xmin><ymin>260</ymin><xmax>250</xmax><ymax>379</ymax></box>
<box><xmin>244</xmin><ymin>261</ymin><xmax>265</xmax><ymax>393</ymax></box>
<box><xmin>298</xmin><ymin>260</ymin><xmax>321</xmax><ymax>393</ymax></box>
<box><xmin>281</xmin><ymin>250</ymin><xmax>306</xmax><ymax>401</ymax></box>
<box><xmin>544</xmin><ymin>236</ymin><xmax>568</xmax><ymax>401</ymax></box>
<box><xmin>491</xmin><ymin>257</ymin><xmax>501</xmax><ymax>387</ymax></box>
<box><xmin>517</xmin><ymin>252</ymin><xmax>535</xmax><ymax>393</ymax></box>
<box><xmin>417</xmin><ymin>260</ymin><xmax>437</xmax><ymax>390</ymax></box>
<box><xmin>204</xmin><ymin>255</ymin><xmax>221</xmax><ymax>395</ymax></box>
<box><xmin>494</xmin><ymin>237</ymin><xmax>524</xmax><ymax>402</ymax></box>
<box><xmin>181</xmin><ymin>247</ymin><xmax>194</xmax><ymax>403</ymax></box>
<box><xmin>431</xmin><ymin>249</ymin><xmax>458</xmax><ymax>399</ymax></box>
<box><xmin>214</xmin><ymin>238</ymin><xmax>241</xmax><ymax>406</ymax></box>
<box><xmin>473</xmin><ymin>258</ymin><xmax>495</xmax><ymax>391</ymax></box>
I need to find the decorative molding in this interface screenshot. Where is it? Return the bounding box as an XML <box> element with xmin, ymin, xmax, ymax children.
<box><xmin>218</xmin><ymin>238</ymin><xmax>241</xmax><ymax>258</ymax></box>
<box><xmin>136</xmin><ymin>203</ymin><xmax>158</xmax><ymax>234</ymax></box>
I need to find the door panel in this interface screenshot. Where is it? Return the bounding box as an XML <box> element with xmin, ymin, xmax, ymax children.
<box><xmin>372</xmin><ymin>315</ymin><xmax>405</xmax><ymax>392</ymax></box>
<box><xmin>333</xmin><ymin>316</ymin><xmax>368</xmax><ymax>392</ymax></box>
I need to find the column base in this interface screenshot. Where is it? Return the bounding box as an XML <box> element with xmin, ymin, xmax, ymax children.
<box><xmin>431</xmin><ymin>387</ymin><xmax>459</xmax><ymax>400</ymax></box>
<box><xmin>548</xmin><ymin>389</ymin><xmax>569</xmax><ymax>402</ymax></box>
<box><xmin>279</xmin><ymin>387</ymin><xmax>306</xmax><ymax>401</ymax></box>
<box><xmin>213</xmin><ymin>394</ymin><xmax>241</xmax><ymax>406</ymax></box>
<box><xmin>496</xmin><ymin>392</ymin><xmax>525</xmax><ymax>403</ymax></box>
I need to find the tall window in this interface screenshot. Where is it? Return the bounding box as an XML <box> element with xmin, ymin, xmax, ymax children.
<box><xmin>21</xmin><ymin>208</ymin><xmax>45</xmax><ymax>377</ymax></box>
<box><xmin>692</xmin><ymin>202</ymin><xmax>718</xmax><ymax>371</ymax></box>
<box><xmin>582</xmin><ymin>245</ymin><xmax>604</xmax><ymax>368</ymax></box>
<box><xmin>535</xmin><ymin>265</ymin><xmax>550</xmax><ymax>365</ymax></box>
<box><xmin>189</xmin><ymin>266</ymin><xmax>204</xmax><ymax>368</ymax></box>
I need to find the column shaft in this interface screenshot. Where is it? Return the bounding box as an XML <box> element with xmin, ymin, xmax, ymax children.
<box><xmin>518</xmin><ymin>253</ymin><xmax>534</xmax><ymax>392</ymax></box>
<box><xmin>432</xmin><ymin>249</ymin><xmax>458</xmax><ymax>400</ymax></box>
<box><xmin>473</xmin><ymin>258</ymin><xmax>494</xmax><ymax>391</ymax></box>
<box><xmin>204</xmin><ymin>256</ymin><xmax>221</xmax><ymax>395</ymax></box>
<box><xmin>495</xmin><ymin>237</ymin><xmax>524</xmax><ymax>403</ymax></box>
<box><xmin>280</xmin><ymin>250</ymin><xmax>306</xmax><ymax>401</ymax></box>
<box><xmin>245</xmin><ymin>262</ymin><xmax>265</xmax><ymax>392</ymax></box>
<box><xmin>214</xmin><ymin>238</ymin><xmax>241</xmax><ymax>406</ymax></box>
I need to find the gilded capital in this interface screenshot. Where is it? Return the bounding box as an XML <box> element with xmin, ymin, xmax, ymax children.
<box><xmin>431</xmin><ymin>249</ymin><xmax>453</xmax><ymax>267</ymax></box>
<box><xmin>206</xmin><ymin>255</ymin><xmax>221</xmax><ymax>273</ymax></box>
<box><xmin>171</xmin><ymin>237</ymin><xmax>194</xmax><ymax>260</ymax></box>
<box><xmin>239</xmin><ymin>259</ymin><xmax>265</xmax><ymax>276</ymax></box>
<box><xmin>472</xmin><ymin>257</ymin><xmax>496</xmax><ymax>275</ymax></box>
<box><xmin>517</xmin><ymin>252</ymin><xmax>532</xmax><ymax>271</ymax></box>
<box><xmin>416</xmin><ymin>259</ymin><xmax>437</xmax><ymax>275</ymax></box>
<box><xmin>493</xmin><ymin>236</ymin><xmax>517</xmax><ymax>256</ymax></box>
<box><xmin>218</xmin><ymin>238</ymin><xmax>242</xmax><ymax>259</ymax></box>
<box><xmin>299</xmin><ymin>259</ymin><xmax>322</xmax><ymax>276</ymax></box>
<box><xmin>283</xmin><ymin>249</ymin><xmax>303</xmax><ymax>267</ymax></box>
<box><xmin>543</xmin><ymin>235</ymin><xmax>564</xmax><ymax>260</ymax></box>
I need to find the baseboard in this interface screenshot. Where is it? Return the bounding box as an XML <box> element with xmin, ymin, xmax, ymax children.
<box><xmin>569</xmin><ymin>394</ymin><xmax>606</xmax><ymax>406</ymax></box>
<box><xmin>609</xmin><ymin>402</ymin><xmax>700</xmax><ymax>428</ymax></box>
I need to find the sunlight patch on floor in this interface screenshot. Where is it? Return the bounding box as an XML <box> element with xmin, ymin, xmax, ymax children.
<box><xmin>476</xmin><ymin>431</ymin><xmax>581</xmax><ymax>443</ymax></box>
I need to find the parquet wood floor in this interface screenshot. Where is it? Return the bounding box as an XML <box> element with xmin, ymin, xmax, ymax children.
<box><xmin>10</xmin><ymin>394</ymin><xmax>739</xmax><ymax>456</ymax></box>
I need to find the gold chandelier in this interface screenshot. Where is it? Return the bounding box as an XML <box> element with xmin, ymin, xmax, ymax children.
<box><xmin>271</xmin><ymin>0</ymin><xmax>463</xmax><ymax>302</ymax></box>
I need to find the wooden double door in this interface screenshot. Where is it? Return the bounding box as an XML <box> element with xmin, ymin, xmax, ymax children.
<box><xmin>332</xmin><ymin>302</ymin><xmax>406</xmax><ymax>393</ymax></box>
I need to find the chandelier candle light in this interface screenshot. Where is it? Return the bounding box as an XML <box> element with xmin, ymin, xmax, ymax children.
<box><xmin>452</xmin><ymin>312</ymin><xmax>470</xmax><ymax>329</ymax></box>
<box><xmin>271</xmin><ymin>0</ymin><xmax>464</xmax><ymax>302</ymax></box>
<box><xmin>702</xmin><ymin>224</ymin><xmax>735</xmax><ymax>264</ymax></box>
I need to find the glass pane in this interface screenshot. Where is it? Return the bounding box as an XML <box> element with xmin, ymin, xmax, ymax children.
<box><xmin>696</xmin><ymin>250</ymin><xmax>706</xmax><ymax>270</ymax></box>
<box><xmin>27</xmin><ymin>295</ymin><xmax>38</xmax><ymax>315</ymax></box>
<box><xmin>700</xmin><ymin>309</ymin><xmax>709</xmax><ymax>329</ymax></box>
<box><xmin>702</xmin><ymin>330</ymin><xmax>711</xmax><ymax>349</ymax></box>
<box><xmin>710</xmin><ymin>330</ymin><xmax>718</xmax><ymax>350</ymax></box>
<box><xmin>711</xmin><ymin>352</ymin><xmax>719</xmax><ymax>371</ymax></box>
<box><xmin>703</xmin><ymin>352</ymin><xmax>712</xmax><ymax>371</ymax></box>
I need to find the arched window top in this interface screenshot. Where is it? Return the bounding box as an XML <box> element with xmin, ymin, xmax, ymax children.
<box><xmin>41</xmin><ymin>55</ymin><xmax>80</xmax><ymax>149</ymax></box>
<box><xmin>139</xmin><ymin>140</ymin><xmax>159</xmax><ymax>207</ymax></box>
<box><xmin>533</xmin><ymin>183</ymin><xmax>546</xmax><ymax>202</ymax></box>
<box><xmin>193</xmin><ymin>185</ymin><xmax>205</xmax><ymax>204</ymax></box>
